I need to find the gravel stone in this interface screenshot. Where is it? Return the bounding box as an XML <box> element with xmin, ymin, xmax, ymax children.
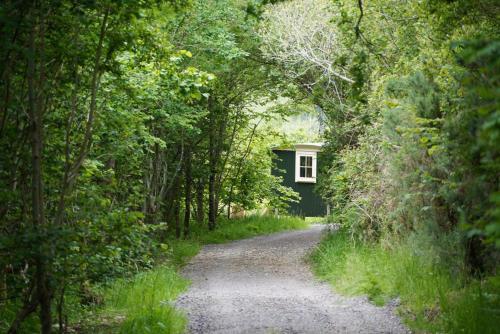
<box><xmin>176</xmin><ymin>224</ymin><xmax>409</xmax><ymax>334</ymax></box>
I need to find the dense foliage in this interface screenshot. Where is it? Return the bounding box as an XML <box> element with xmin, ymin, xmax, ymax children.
<box><xmin>0</xmin><ymin>1</ymin><xmax>297</xmax><ymax>332</ymax></box>
<box><xmin>261</xmin><ymin>0</ymin><xmax>499</xmax><ymax>267</ymax></box>
<box><xmin>259</xmin><ymin>0</ymin><xmax>499</xmax><ymax>332</ymax></box>
<box><xmin>1</xmin><ymin>0</ymin><xmax>498</xmax><ymax>333</ymax></box>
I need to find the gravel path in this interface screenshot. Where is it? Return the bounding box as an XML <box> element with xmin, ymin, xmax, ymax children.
<box><xmin>176</xmin><ymin>225</ymin><xmax>408</xmax><ymax>334</ymax></box>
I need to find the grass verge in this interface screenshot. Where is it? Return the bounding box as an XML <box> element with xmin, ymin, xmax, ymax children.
<box><xmin>310</xmin><ymin>230</ymin><xmax>500</xmax><ymax>333</ymax></box>
<box><xmin>192</xmin><ymin>215</ymin><xmax>309</xmax><ymax>244</ymax></box>
<box><xmin>89</xmin><ymin>215</ymin><xmax>308</xmax><ymax>333</ymax></box>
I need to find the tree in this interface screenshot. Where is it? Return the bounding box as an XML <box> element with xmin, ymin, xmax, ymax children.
<box><xmin>167</xmin><ymin>0</ymin><xmax>292</xmax><ymax>229</ymax></box>
<box><xmin>259</xmin><ymin>0</ymin><xmax>353</xmax><ymax>101</ymax></box>
<box><xmin>0</xmin><ymin>1</ymin><xmax>208</xmax><ymax>331</ymax></box>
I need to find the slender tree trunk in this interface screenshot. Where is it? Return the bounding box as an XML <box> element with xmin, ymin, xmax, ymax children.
<box><xmin>170</xmin><ymin>165</ymin><xmax>183</xmax><ymax>239</ymax></box>
<box><xmin>161</xmin><ymin>190</ymin><xmax>175</xmax><ymax>241</ymax></box>
<box><xmin>163</xmin><ymin>153</ymin><xmax>183</xmax><ymax>238</ymax></box>
<box><xmin>224</xmin><ymin>122</ymin><xmax>259</xmax><ymax>219</ymax></box>
<box><xmin>183</xmin><ymin>146</ymin><xmax>192</xmax><ymax>238</ymax></box>
<box><xmin>57</xmin><ymin>285</ymin><xmax>65</xmax><ymax>334</ymax></box>
<box><xmin>208</xmin><ymin>109</ymin><xmax>217</xmax><ymax>230</ymax></box>
<box><xmin>144</xmin><ymin>141</ymin><xmax>161</xmax><ymax>224</ymax></box>
<box><xmin>174</xmin><ymin>196</ymin><xmax>181</xmax><ymax>239</ymax></box>
<box><xmin>215</xmin><ymin>196</ymin><xmax>220</xmax><ymax>219</ymax></box>
<box><xmin>196</xmin><ymin>177</ymin><xmax>204</xmax><ymax>224</ymax></box>
<box><xmin>54</xmin><ymin>6</ymin><xmax>109</xmax><ymax>226</ymax></box>
<box><xmin>208</xmin><ymin>162</ymin><xmax>217</xmax><ymax>230</ymax></box>
<box><xmin>27</xmin><ymin>8</ymin><xmax>51</xmax><ymax>332</ymax></box>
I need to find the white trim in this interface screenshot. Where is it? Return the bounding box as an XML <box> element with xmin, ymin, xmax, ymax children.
<box><xmin>294</xmin><ymin>143</ymin><xmax>323</xmax><ymax>152</ymax></box>
<box><xmin>295</xmin><ymin>150</ymin><xmax>317</xmax><ymax>183</ymax></box>
<box><xmin>272</xmin><ymin>142</ymin><xmax>323</xmax><ymax>152</ymax></box>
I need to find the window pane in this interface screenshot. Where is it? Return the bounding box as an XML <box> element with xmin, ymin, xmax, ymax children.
<box><xmin>300</xmin><ymin>167</ymin><xmax>305</xmax><ymax>177</ymax></box>
<box><xmin>299</xmin><ymin>155</ymin><xmax>313</xmax><ymax>167</ymax></box>
<box><xmin>300</xmin><ymin>156</ymin><xmax>306</xmax><ymax>167</ymax></box>
<box><xmin>306</xmin><ymin>167</ymin><xmax>312</xmax><ymax>178</ymax></box>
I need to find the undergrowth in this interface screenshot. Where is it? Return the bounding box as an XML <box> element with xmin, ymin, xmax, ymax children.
<box><xmin>84</xmin><ymin>215</ymin><xmax>308</xmax><ymax>333</ymax></box>
<box><xmin>310</xmin><ymin>230</ymin><xmax>500</xmax><ymax>333</ymax></box>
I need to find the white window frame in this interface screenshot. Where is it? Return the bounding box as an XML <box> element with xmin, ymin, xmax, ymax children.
<box><xmin>295</xmin><ymin>150</ymin><xmax>317</xmax><ymax>183</ymax></box>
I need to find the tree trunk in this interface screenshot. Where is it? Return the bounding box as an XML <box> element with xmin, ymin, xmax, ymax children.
<box><xmin>174</xmin><ymin>195</ymin><xmax>181</xmax><ymax>239</ymax></box>
<box><xmin>144</xmin><ymin>141</ymin><xmax>161</xmax><ymax>224</ymax></box>
<box><xmin>196</xmin><ymin>177</ymin><xmax>204</xmax><ymax>224</ymax></box>
<box><xmin>54</xmin><ymin>6</ymin><xmax>109</xmax><ymax>227</ymax></box>
<box><xmin>27</xmin><ymin>9</ymin><xmax>51</xmax><ymax>332</ymax></box>
<box><xmin>57</xmin><ymin>285</ymin><xmax>65</xmax><ymax>334</ymax></box>
<box><xmin>183</xmin><ymin>146</ymin><xmax>192</xmax><ymax>238</ymax></box>
<box><xmin>224</xmin><ymin>122</ymin><xmax>259</xmax><ymax>219</ymax></box>
<box><xmin>208</xmin><ymin>108</ymin><xmax>217</xmax><ymax>231</ymax></box>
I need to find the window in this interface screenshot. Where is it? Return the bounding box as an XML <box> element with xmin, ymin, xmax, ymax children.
<box><xmin>300</xmin><ymin>155</ymin><xmax>313</xmax><ymax>178</ymax></box>
<box><xmin>295</xmin><ymin>151</ymin><xmax>317</xmax><ymax>183</ymax></box>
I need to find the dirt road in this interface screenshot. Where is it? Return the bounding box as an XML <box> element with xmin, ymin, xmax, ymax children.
<box><xmin>176</xmin><ymin>225</ymin><xmax>408</xmax><ymax>333</ymax></box>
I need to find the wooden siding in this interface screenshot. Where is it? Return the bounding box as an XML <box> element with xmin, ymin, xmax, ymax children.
<box><xmin>272</xmin><ymin>150</ymin><xmax>326</xmax><ymax>217</ymax></box>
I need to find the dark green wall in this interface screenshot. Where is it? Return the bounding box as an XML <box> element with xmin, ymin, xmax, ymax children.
<box><xmin>272</xmin><ymin>149</ymin><xmax>326</xmax><ymax>217</ymax></box>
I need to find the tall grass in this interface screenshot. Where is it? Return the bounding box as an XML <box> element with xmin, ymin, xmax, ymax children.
<box><xmin>310</xmin><ymin>230</ymin><xmax>500</xmax><ymax>333</ymax></box>
<box><xmin>192</xmin><ymin>215</ymin><xmax>309</xmax><ymax>244</ymax></box>
<box><xmin>98</xmin><ymin>267</ymin><xmax>189</xmax><ymax>334</ymax></box>
<box><xmin>90</xmin><ymin>215</ymin><xmax>308</xmax><ymax>333</ymax></box>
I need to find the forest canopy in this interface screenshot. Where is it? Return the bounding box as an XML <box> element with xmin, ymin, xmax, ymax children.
<box><xmin>0</xmin><ymin>0</ymin><xmax>499</xmax><ymax>333</ymax></box>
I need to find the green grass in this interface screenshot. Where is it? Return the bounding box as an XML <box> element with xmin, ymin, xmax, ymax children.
<box><xmin>90</xmin><ymin>215</ymin><xmax>308</xmax><ymax>333</ymax></box>
<box><xmin>310</xmin><ymin>230</ymin><xmax>500</xmax><ymax>333</ymax></box>
<box><xmin>191</xmin><ymin>215</ymin><xmax>309</xmax><ymax>244</ymax></box>
<box><xmin>94</xmin><ymin>267</ymin><xmax>189</xmax><ymax>334</ymax></box>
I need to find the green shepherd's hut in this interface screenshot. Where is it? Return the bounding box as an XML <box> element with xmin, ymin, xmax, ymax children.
<box><xmin>272</xmin><ymin>143</ymin><xmax>327</xmax><ymax>217</ymax></box>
